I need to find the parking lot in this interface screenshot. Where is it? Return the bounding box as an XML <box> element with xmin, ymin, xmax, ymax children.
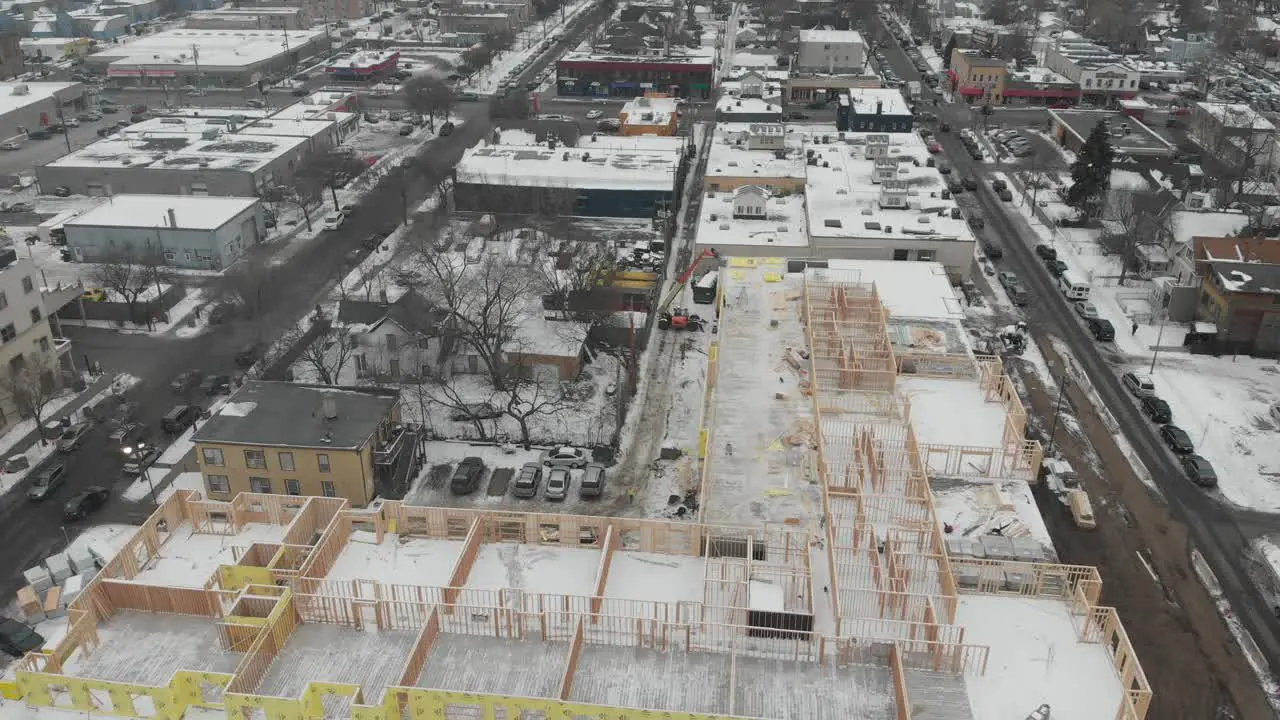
<box><xmin>404</xmin><ymin>441</ymin><xmax>623</xmax><ymax>513</ymax></box>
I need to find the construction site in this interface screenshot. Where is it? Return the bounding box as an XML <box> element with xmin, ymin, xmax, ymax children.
<box><xmin>2</xmin><ymin>258</ymin><xmax>1149</xmax><ymax>720</ymax></box>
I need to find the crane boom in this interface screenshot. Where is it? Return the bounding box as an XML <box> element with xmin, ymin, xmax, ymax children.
<box><xmin>657</xmin><ymin>248</ymin><xmax>719</xmax><ymax>314</ymax></box>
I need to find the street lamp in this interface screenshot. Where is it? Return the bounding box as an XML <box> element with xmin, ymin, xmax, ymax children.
<box><xmin>1046</xmin><ymin>374</ymin><xmax>1071</xmax><ymax>455</ymax></box>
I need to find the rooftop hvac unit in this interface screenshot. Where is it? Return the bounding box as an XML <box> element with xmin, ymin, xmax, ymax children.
<box><xmin>10</xmin><ymin>84</ymin><xmax>27</xmax><ymax>95</ymax></box>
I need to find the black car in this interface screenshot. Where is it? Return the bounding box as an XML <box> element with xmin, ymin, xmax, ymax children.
<box><xmin>291</xmin><ymin>87</ymin><xmax>309</xmax><ymax>96</ymax></box>
<box><xmin>1047</xmin><ymin>259</ymin><xmax>1068</xmax><ymax>277</ymax></box>
<box><xmin>980</xmin><ymin>238</ymin><xmax>1003</xmax><ymax>259</ymax></box>
<box><xmin>991</xmin><ymin>178</ymin><xmax>1008</xmax><ymax>192</ymax></box>
<box><xmin>450</xmin><ymin>456</ymin><xmax>486</xmax><ymax>495</ymax></box>
<box><xmin>0</xmin><ymin>617</ymin><xmax>43</xmax><ymax>657</ymax></box>
<box><xmin>785</xmin><ymin>111</ymin><xmax>810</xmax><ymax>120</ymax></box>
<box><xmin>161</xmin><ymin>404</ymin><xmax>201</xmax><ymax>433</ymax></box>
<box><xmin>939</xmin><ymin>122</ymin><xmax>951</xmax><ymax>132</ymax></box>
<box><xmin>1087</xmin><ymin>317</ymin><xmax>1115</xmax><ymax>341</ymax></box>
<box><xmin>1034</xmin><ymin>244</ymin><xmax>1058</xmax><ymax>262</ymax></box>
<box><xmin>200</xmin><ymin>374</ymin><xmax>232</xmax><ymax>395</ymax></box>
<box><xmin>235</xmin><ymin>342</ymin><xmax>261</xmax><ymax>368</ymax></box>
<box><xmin>947</xmin><ymin>179</ymin><xmax>964</xmax><ymax>193</ymax></box>
<box><xmin>961</xmin><ymin>176</ymin><xmax>978</xmax><ymax>191</ymax></box>
<box><xmin>1159</xmin><ymin>424</ymin><xmax>1194</xmax><ymax>454</ymax></box>
<box><xmin>170</xmin><ymin>369</ymin><xmax>201</xmax><ymax>393</ymax></box>
<box><xmin>1180</xmin><ymin>454</ymin><xmax>1218</xmax><ymax>487</ymax></box>
<box><xmin>1140</xmin><ymin>395</ymin><xmax>1172</xmax><ymax>423</ymax></box>
<box><xmin>64</xmin><ymin>486</ymin><xmax>110</xmax><ymax>521</ymax></box>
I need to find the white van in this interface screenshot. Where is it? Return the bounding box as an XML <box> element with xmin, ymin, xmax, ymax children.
<box><xmin>1058</xmin><ymin>271</ymin><xmax>1090</xmax><ymax>301</ymax></box>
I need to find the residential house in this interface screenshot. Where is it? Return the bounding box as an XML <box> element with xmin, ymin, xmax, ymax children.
<box><xmin>1192</xmin><ymin>235</ymin><xmax>1280</xmax><ymax>353</ymax></box>
<box><xmin>449</xmin><ymin>300</ymin><xmax>589</xmax><ymax>382</ymax></box>
<box><xmin>947</xmin><ymin>50</ymin><xmax>1007</xmax><ymax>103</ymax></box>
<box><xmin>1187</xmin><ymin>102</ymin><xmax>1279</xmax><ymax>173</ymax></box>
<box><xmin>732</xmin><ymin>185</ymin><xmax>768</xmax><ymax>219</ymax></box>
<box><xmin>337</xmin><ymin>290</ymin><xmax>446</xmax><ymax>380</ymax></box>
<box><xmin>191</xmin><ymin>381</ymin><xmax>409</xmax><ymax>505</ymax></box>
<box><xmin>739</xmin><ymin>70</ymin><xmax>765</xmax><ymax>98</ymax></box>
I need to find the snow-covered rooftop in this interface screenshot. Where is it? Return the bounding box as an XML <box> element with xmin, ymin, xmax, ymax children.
<box><xmin>455</xmin><ymin>142</ymin><xmax>681</xmax><ymax>191</ymax></box>
<box><xmin>798</xmin><ymin>28</ymin><xmax>864</xmax><ymax>45</ymax></box>
<box><xmin>131</xmin><ymin>522</ymin><xmax>288</xmax><ymax>588</ymax></box>
<box><xmin>620</xmin><ymin>94</ymin><xmax>678</xmax><ymax>127</ymax></box>
<box><xmin>0</xmin><ymin>81</ymin><xmax>81</xmax><ymax>119</ymax></box>
<box><xmin>90</xmin><ymin>29</ymin><xmax>325</xmax><ymax>70</ymax></box>
<box><xmin>802</xmin><ymin>131</ymin><xmax>975</xmax><ymax>245</ymax></box>
<box><xmin>66</xmin><ymin>194</ymin><xmax>258</xmax><ymax>231</ymax></box>
<box><xmin>847</xmin><ymin>87</ymin><xmax>911</xmax><ymax>116</ymax></box>
<box><xmin>716</xmin><ymin>95</ymin><xmax>783</xmax><ymax>118</ymax></box>
<box><xmin>1195</xmin><ymin>101</ymin><xmax>1277</xmax><ymax>131</ymax></box>
<box><xmin>44</xmin><ymin>114</ymin><xmax>314</xmax><ymax>173</ymax></box>
<box><xmin>706</xmin><ymin>126</ymin><xmax>807</xmax><ymax>181</ymax></box>
<box><xmin>826</xmin><ymin>258</ymin><xmax>963</xmax><ymax>320</ymax></box>
<box><xmin>696</xmin><ymin>190</ymin><xmax>809</xmax><ymax>248</ymax></box>
<box><xmin>328</xmin><ymin>49</ymin><xmax>399</xmax><ymax>70</ymax></box>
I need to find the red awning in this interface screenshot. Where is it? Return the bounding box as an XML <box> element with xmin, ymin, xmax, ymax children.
<box><xmin>958</xmin><ymin>87</ymin><xmax>984</xmax><ymax>96</ymax></box>
<box><xmin>1004</xmin><ymin>88</ymin><xmax>1082</xmax><ymax>98</ymax></box>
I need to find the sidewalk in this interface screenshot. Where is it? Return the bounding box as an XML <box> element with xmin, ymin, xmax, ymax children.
<box><xmin>0</xmin><ymin>372</ymin><xmax>120</xmax><ymax>492</ymax></box>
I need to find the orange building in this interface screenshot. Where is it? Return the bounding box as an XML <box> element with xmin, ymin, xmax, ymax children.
<box><xmin>618</xmin><ymin>94</ymin><xmax>679</xmax><ymax>136</ymax></box>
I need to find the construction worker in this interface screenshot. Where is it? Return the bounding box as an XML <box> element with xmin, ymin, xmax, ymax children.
<box><xmin>626</xmin><ymin>487</ymin><xmax>637</xmax><ymax>504</ymax></box>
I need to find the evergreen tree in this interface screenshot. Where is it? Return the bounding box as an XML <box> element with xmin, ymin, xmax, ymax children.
<box><xmin>1066</xmin><ymin>120</ymin><xmax>1115</xmax><ymax>216</ymax></box>
<box><xmin>942</xmin><ymin>36</ymin><xmax>957</xmax><ymax>69</ymax></box>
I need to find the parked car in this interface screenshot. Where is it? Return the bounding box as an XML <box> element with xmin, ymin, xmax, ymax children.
<box><xmin>64</xmin><ymin>486</ymin><xmax>110</xmax><ymax>521</ymax></box>
<box><xmin>57</xmin><ymin>422</ymin><xmax>92</xmax><ymax>452</ymax></box>
<box><xmin>596</xmin><ymin>118</ymin><xmax>621</xmax><ymax>131</ymax></box>
<box><xmin>1159</xmin><ymin>424</ymin><xmax>1195</xmax><ymax>454</ymax></box>
<box><xmin>291</xmin><ymin>87</ymin><xmax>309</xmax><ymax>96</ymax></box>
<box><xmin>1034</xmin><ymin>244</ymin><xmax>1058</xmax><ymax>262</ymax></box>
<box><xmin>1046</xmin><ymin>259</ymin><xmax>1068</xmax><ymax>277</ymax></box>
<box><xmin>200</xmin><ymin>374</ymin><xmax>232</xmax><ymax>395</ymax></box>
<box><xmin>246</xmin><ymin>99</ymin><xmax>266</xmax><ymax>108</ymax></box>
<box><xmin>997</xmin><ymin>271</ymin><xmax>1021</xmax><ymax>290</ymax></box>
<box><xmin>0</xmin><ymin>140</ymin><xmax>20</xmax><ymax>150</ymax></box>
<box><xmin>27</xmin><ymin>462</ymin><xmax>66</xmax><ymax>501</ymax></box>
<box><xmin>997</xmin><ymin>188</ymin><xmax>1013</xmax><ymax>201</ymax></box>
<box><xmin>1073</xmin><ymin>301</ymin><xmax>1099</xmax><ymax>320</ymax></box>
<box><xmin>0</xmin><ymin>617</ymin><xmax>43</xmax><ymax>657</ymax></box>
<box><xmin>170</xmin><ymin>369</ymin><xmax>201</xmax><ymax>393</ymax></box>
<box><xmin>52</xmin><ymin>186</ymin><xmax>71</xmax><ymax>197</ymax></box>
<box><xmin>1122</xmin><ymin>372</ymin><xmax>1156</xmax><ymax>397</ymax></box>
<box><xmin>122</xmin><ymin>445</ymin><xmax>160</xmax><ymax>475</ymax></box>
<box><xmin>450</xmin><ymin>457</ymin><xmax>486</xmax><ymax>494</ymax></box>
<box><xmin>108</xmin><ymin>422</ymin><xmax>144</xmax><ymax>449</ymax></box>
<box><xmin>399</xmin><ymin>124</ymin><xmax>414</xmax><ymax>136</ymax></box>
<box><xmin>579</xmin><ymin>463</ymin><xmax>606</xmax><ymax>499</ymax></box>
<box><xmin>457</xmin><ymin>92</ymin><xmax>481</xmax><ymax>101</ymax></box>
<box><xmin>161</xmin><ymin>404</ymin><xmax>201</xmax><ymax>434</ymax></box>
<box><xmin>991</xmin><ymin>178</ymin><xmax>1008</xmax><ymax>192</ymax></box>
<box><xmin>967</xmin><ymin>215</ymin><xmax>985</xmax><ymax>230</ymax></box>
<box><xmin>235</xmin><ymin>342</ymin><xmax>261</xmax><ymax>368</ymax></box>
<box><xmin>961</xmin><ymin>176</ymin><xmax>978</xmax><ymax>191</ymax></box>
<box><xmin>544</xmin><ymin>467</ymin><xmax>571</xmax><ymax>501</ymax></box>
<box><xmin>585</xmin><ymin>109</ymin><xmax>603</xmax><ymax>119</ymax></box>
<box><xmin>980</xmin><ymin>238</ymin><xmax>1003</xmax><ymax>259</ymax></box>
<box><xmin>323</xmin><ymin>212</ymin><xmax>345</xmax><ymax>230</ymax></box>
<box><xmin>542</xmin><ymin>445</ymin><xmax>588</xmax><ymax>468</ymax></box>
<box><xmin>939</xmin><ymin>122</ymin><xmax>951</xmax><ymax>132</ymax></box>
<box><xmin>513</xmin><ymin>463</ymin><xmax>543</xmax><ymax>498</ymax></box>
<box><xmin>1180</xmin><ymin>453</ymin><xmax>1218</xmax><ymax>487</ymax></box>
<box><xmin>1140</xmin><ymin>395</ymin><xmax>1172</xmax><ymax>423</ymax></box>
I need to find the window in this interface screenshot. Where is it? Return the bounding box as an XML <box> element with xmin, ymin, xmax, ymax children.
<box><xmin>21</xmin><ymin>276</ymin><xmax>33</xmax><ymax>293</ymax></box>
<box><xmin>279</xmin><ymin>451</ymin><xmax>295</xmax><ymax>471</ymax></box>
<box><xmin>29</xmin><ymin>307</ymin><xmax>41</xmax><ymax>323</ymax></box>
<box><xmin>284</xmin><ymin>479</ymin><xmax>301</xmax><ymax>495</ymax></box>
<box><xmin>317</xmin><ymin>453</ymin><xmax>331</xmax><ymax>472</ymax></box>
<box><xmin>386</xmin><ymin>334</ymin><xmax>398</xmax><ymax>352</ymax></box>
<box><xmin>321</xmin><ymin>480</ymin><xmax>337</xmax><ymax>498</ymax></box>
<box><xmin>893</xmin><ymin>249</ymin><xmax>910</xmax><ymax>261</ymax></box>
<box><xmin>202</xmin><ymin>447</ymin><xmax>225</xmax><ymax>466</ymax></box>
<box><xmin>37</xmin><ymin>337</ymin><xmax>49</xmax><ymax>352</ymax></box>
<box><xmin>191</xmin><ymin>183</ymin><xmax>209</xmax><ymax>196</ymax></box>
<box><xmin>248</xmin><ymin>477</ymin><xmax>272</xmax><ymax>493</ymax></box>
<box><xmin>0</xmin><ymin>324</ymin><xmax>14</xmax><ymax>343</ymax></box>
<box><xmin>916</xmin><ymin>249</ymin><xmax>936</xmax><ymax>262</ymax></box>
<box><xmin>244</xmin><ymin>449</ymin><xmax>266</xmax><ymax>469</ymax></box>
<box><xmin>207</xmin><ymin>475</ymin><xmax>230</xmax><ymax>493</ymax></box>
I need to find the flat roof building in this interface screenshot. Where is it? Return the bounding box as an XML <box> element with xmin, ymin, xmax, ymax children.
<box><xmin>63</xmin><ymin>194</ymin><xmax>264</xmax><ymax>270</ymax></box>
<box><xmin>796</xmin><ymin>28</ymin><xmax>865</xmax><ymax>72</ymax></box>
<box><xmin>86</xmin><ymin>28</ymin><xmax>328</xmax><ymax>88</ymax></box>
<box><xmin>37</xmin><ymin>106</ymin><xmax>353</xmax><ymax>197</ymax></box>
<box><xmin>0</xmin><ymin>81</ymin><xmax>88</xmax><ymax>136</ymax></box>
<box><xmin>1047</xmin><ymin>109</ymin><xmax>1175</xmax><ymax>159</ymax></box>
<box><xmin>452</xmin><ymin>139</ymin><xmax>683</xmax><ymax>218</ymax></box>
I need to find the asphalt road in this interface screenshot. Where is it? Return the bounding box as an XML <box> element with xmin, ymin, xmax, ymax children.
<box><xmin>932</xmin><ymin>101</ymin><xmax>1280</xmax><ymax>687</ymax></box>
<box><xmin>0</xmin><ymin>0</ymin><xmax>608</xmax><ymax>601</ymax></box>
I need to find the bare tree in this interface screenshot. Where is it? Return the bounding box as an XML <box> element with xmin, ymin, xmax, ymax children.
<box><xmin>403</xmin><ymin>76</ymin><xmax>455</xmax><ymax>125</ymax></box>
<box><xmin>262</xmin><ymin>180</ymin><xmax>322</xmax><ymax>232</ymax></box>
<box><xmin>299</xmin><ymin>150</ymin><xmax>368</xmax><ymax>211</ymax></box>
<box><xmin>2</xmin><ymin>356</ymin><xmax>62</xmax><ymax>444</ymax></box>
<box><xmin>401</xmin><ymin>247</ymin><xmax>536</xmax><ymax>391</ymax></box>
<box><xmin>529</xmin><ymin>236</ymin><xmax>616</xmax><ymax>320</ymax></box>
<box><xmin>90</xmin><ymin>245</ymin><xmax>166</xmax><ymax>327</ymax></box>
<box><xmin>417</xmin><ymin>373</ymin><xmax>501</xmax><ymax>440</ymax></box>
<box><xmin>499</xmin><ymin>367</ymin><xmax>584</xmax><ymax>447</ymax></box>
<box><xmin>287</xmin><ymin>321</ymin><xmax>359</xmax><ymax>385</ymax></box>
<box><xmin>1103</xmin><ymin>188</ymin><xmax>1179</xmax><ymax>284</ymax></box>
<box><xmin>1192</xmin><ymin>107</ymin><xmax>1279</xmax><ymax>204</ymax></box>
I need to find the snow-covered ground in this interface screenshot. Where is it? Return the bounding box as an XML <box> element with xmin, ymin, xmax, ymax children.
<box><xmin>461</xmin><ymin>0</ymin><xmax>598</xmax><ymax>95</ymax></box>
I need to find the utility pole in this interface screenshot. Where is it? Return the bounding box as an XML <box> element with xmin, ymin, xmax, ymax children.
<box><xmin>191</xmin><ymin>44</ymin><xmax>201</xmax><ymax>91</ymax></box>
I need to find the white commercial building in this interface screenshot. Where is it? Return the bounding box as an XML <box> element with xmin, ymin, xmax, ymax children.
<box><xmin>796</xmin><ymin>29</ymin><xmax>865</xmax><ymax>73</ymax></box>
<box><xmin>63</xmin><ymin>195</ymin><xmax>264</xmax><ymax>270</ymax></box>
<box><xmin>84</xmin><ymin>29</ymin><xmax>328</xmax><ymax>88</ymax></box>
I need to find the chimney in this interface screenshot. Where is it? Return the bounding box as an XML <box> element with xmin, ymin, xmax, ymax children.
<box><xmin>321</xmin><ymin>396</ymin><xmax>338</xmax><ymax>420</ymax></box>
<box><xmin>167</xmin><ymin>208</ymin><xmax>177</xmax><ymax>227</ymax></box>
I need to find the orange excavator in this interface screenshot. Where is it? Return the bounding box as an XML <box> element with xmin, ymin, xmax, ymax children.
<box><xmin>657</xmin><ymin>248</ymin><xmax>719</xmax><ymax>330</ymax></box>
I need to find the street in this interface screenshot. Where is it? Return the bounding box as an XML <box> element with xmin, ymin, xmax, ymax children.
<box><xmin>0</xmin><ymin>0</ymin><xmax>609</xmax><ymax>602</ymax></box>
